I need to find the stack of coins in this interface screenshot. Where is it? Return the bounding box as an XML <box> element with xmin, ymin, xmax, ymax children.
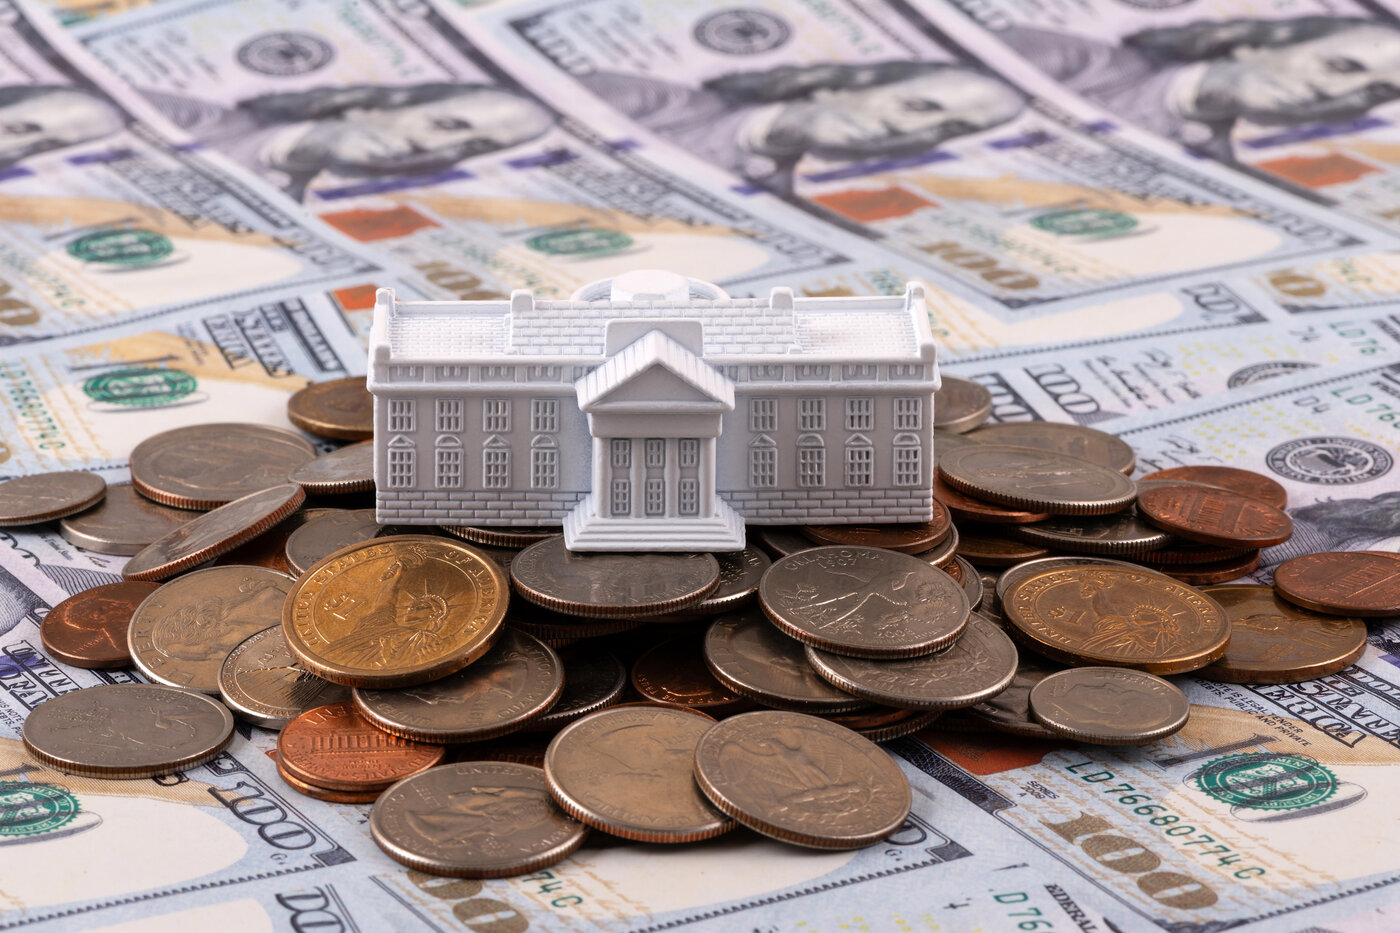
<box><xmin>2</xmin><ymin>383</ymin><xmax>1388</xmax><ymax>880</ymax></box>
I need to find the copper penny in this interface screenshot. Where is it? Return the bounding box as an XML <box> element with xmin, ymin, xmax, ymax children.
<box><xmin>957</xmin><ymin>526</ymin><xmax>1051</xmax><ymax>567</ymax></box>
<box><xmin>58</xmin><ymin>483</ymin><xmax>191</xmax><ymax>555</ymax></box>
<box><xmin>510</xmin><ymin>537</ymin><xmax>720</xmax><ymax>619</ymax></box>
<box><xmin>123</xmin><ymin>484</ymin><xmax>307</xmax><ymax>581</ymax></box>
<box><xmin>1274</xmin><ymin>551</ymin><xmax>1400</xmax><ymax>617</ymax></box>
<box><xmin>1149</xmin><ymin>551</ymin><xmax>1261</xmax><ymax>586</ymax></box>
<box><xmin>545</xmin><ymin>706</ymin><xmax>732</xmax><ymax>843</ymax></box>
<box><xmin>966</xmin><ymin>422</ymin><xmax>1136</xmax><ymax>474</ymax></box>
<box><xmin>41</xmin><ymin>581</ymin><xmax>159</xmax><ymax>668</ymax></box>
<box><xmin>286</xmin><ymin>377</ymin><xmax>373</xmax><ymax>441</ymax></box>
<box><xmin>1137</xmin><ymin>483</ymin><xmax>1292</xmax><ymax>548</ymax></box>
<box><xmin>0</xmin><ymin>471</ymin><xmax>106</xmax><ymax>526</ymax></box>
<box><xmin>1029</xmin><ymin>667</ymin><xmax>1189</xmax><ymax>745</ymax></box>
<box><xmin>1197</xmin><ymin>584</ymin><xmax>1367</xmax><ymax>684</ymax></box>
<box><xmin>933</xmin><ymin>375</ymin><xmax>993</xmax><ymax>433</ymax></box>
<box><xmin>702</xmin><ymin>611</ymin><xmax>867</xmax><ymax>713</ymax></box>
<box><xmin>800</xmin><ymin>504</ymin><xmax>952</xmax><ymax>554</ymax></box>
<box><xmin>933</xmin><ymin>472</ymin><xmax>1049</xmax><ymax>524</ymax></box>
<box><xmin>278</xmin><ymin>702</ymin><xmax>445</xmax><ymax>792</ymax></box>
<box><xmin>1140</xmin><ymin>466</ymin><xmax>1287</xmax><ymax>510</ymax></box>
<box><xmin>1003</xmin><ymin>565</ymin><xmax>1230</xmax><ymax>675</ymax></box>
<box><xmin>130</xmin><ymin>423</ymin><xmax>317</xmax><ymax>509</ymax></box>
<box><xmin>631</xmin><ymin>636</ymin><xmax>753</xmax><ymax>715</ymax></box>
<box><xmin>277</xmin><ymin>758</ymin><xmax>381</xmax><ymax>804</ymax></box>
<box><xmin>288</xmin><ymin>441</ymin><xmax>375</xmax><ymax>495</ymax></box>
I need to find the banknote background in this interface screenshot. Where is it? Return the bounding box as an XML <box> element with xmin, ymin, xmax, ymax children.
<box><xmin>0</xmin><ymin>0</ymin><xmax>1393</xmax><ymax>928</ymax></box>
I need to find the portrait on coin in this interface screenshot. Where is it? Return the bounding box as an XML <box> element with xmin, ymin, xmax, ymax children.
<box><xmin>0</xmin><ymin>85</ymin><xmax>129</xmax><ymax>172</ymax></box>
<box><xmin>715</xmin><ymin>728</ymin><xmax>876</xmax><ymax>813</ymax></box>
<box><xmin>147</xmin><ymin>82</ymin><xmax>557</xmax><ymax>200</ymax></box>
<box><xmin>405</xmin><ymin>784</ymin><xmax>554</xmax><ymax>844</ymax></box>
<box><xmin>1000</xmin><ymin>17</ymin><xmax>1400</xmax><ymax>165</ymax></box>
<box><xmin>581</xmin><ymin>60</ymin><xmax>1024</xmax><ymax>197</ymax></box>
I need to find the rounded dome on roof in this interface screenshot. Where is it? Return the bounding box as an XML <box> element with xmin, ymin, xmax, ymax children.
<box><xmin>571</xmin><ymin>270</ymin><xmax>729</xmax><ymax>304</ymax></box>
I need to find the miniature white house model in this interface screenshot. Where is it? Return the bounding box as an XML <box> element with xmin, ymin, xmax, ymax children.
<box><xmin>368</xmin><ymin>270</ymin><xmax>940</xmax><ymax>551</ymax></box>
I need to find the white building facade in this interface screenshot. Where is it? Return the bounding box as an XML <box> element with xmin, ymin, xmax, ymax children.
<box><xmin>369</xmin><ymin>271</ymin><xmax>940</xmax><ymax>551</ymax></box>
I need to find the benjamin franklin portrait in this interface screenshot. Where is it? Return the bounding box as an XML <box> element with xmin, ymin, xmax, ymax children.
<box><xmin>0</xmin><ymin>86</ymin><xmax>127</xmax><ymax>173</ymax></box>
<box><xmin>581</xmin><ymin>60</ymin><xmax>1025</xmax><ymax>196</ymax></box>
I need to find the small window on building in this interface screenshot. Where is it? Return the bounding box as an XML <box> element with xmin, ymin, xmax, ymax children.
<box><xmin>644</xmin><ymin>438</ymin><xmax>665</xmax><ymax>468</ymax></box>
<box><xmin>435</xmin><ymin>446</ymin><xmax>462</xmax><ymax>488</ymax></box>
<box><xmin>611</xmin><ymin>439</ymin><xmax>631</xmax><ymax>469</ymax></box>
<box><xmin>435</xmin><ymin>398</ymin><xmax>463</xmax><ymax>434</ymax></box>
<box><xmin>679</xmin><ymin>479</ymin><xmax>699</xmax><ymax>515</ymax></box>
<box><xmin>531</xmin><ymin>448</ymin><xmax>558</xmax><ymax>489</ymax></box>
<box><xmin>798</xmin><ymin>398</ymin><xmax>825</xmax><ymax>431</ymax></box>
<box><xmin>483</xmin><ymin>448</ymin><xmax>510</xmax><ymax>488</ymax></box>
<box><xmin>483</xmin><ymin>398</ymin><xmax>511</xmax><ymax>433</ymax></box>
<box><xmin>894</xmin><ymin>397</ymin><xmax>922</xmax><ymax>431</ymax></box>
<box><xmin>750</xmin><ymin>398</ymin><xmax>777</xmax><ymax>432</ymax></box>
<box><xmin>845</xmin><ymin>445</ymin><xmax>873</xmax><ymax>487</ymax></box>
<box><xmin>799</xmin><ymin>447</ymin><xmax>825</xmax><ymax>487</ymax></box>
<box><xmin>645</xmin><ymin>478</ymin><xmax>665</xmax><ymax>516</ymax></box>
<box><xmin>388</xmin><ymin>447</ymin><xmax>415</xmax><ymax>488</ymax></box>
<box><xmin>531</xmin><ymin>398</ymin><xmax>558</xmax><ymax>433</ymax></box>
<box><xmin>611</xmin><ymin>479</ymin><xmax>631</xmax><ymax>516</ymax></box>
<box><xmin>750</xmin><ymin>446</ymin><xmax>777</xmax><ymax>488</ymax></box>
<box><xmin>388</xmin><ymin>399</ymin><xmax>415</xmax><ymax>433</ymax></box>
<box><xmin>894</xmin><ymin>446</ymin><xmax>921</xmax><ymax>487</ymax></box>
<box><xmin>845</xmin><ymin>397</ymin><xmax>873</xmax><ymax>431</ymax></box>
<box><xmin>678</xmin><ymin>439</ymin><xmax>699</xmax><ymax>468</ymax></box>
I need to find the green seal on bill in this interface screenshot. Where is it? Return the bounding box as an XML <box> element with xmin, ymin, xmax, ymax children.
<box><xmin>526</xmin><ymin>228</ymin><xmax>633</xmax><ymax>256</ymax></box>
<box><xmin>83</xmin><ymin>368</ymin><xmax>197</xmax><ymax>408</ymax></box>
<box><xmin>1194</xmin><ymin>753</ymin><xmax>1338</xmax><ymax>812</ymax></box>
<box><xmin>67</xmin><ymin>230</ymin><xmax>175</xmax><ymax>267</ymax></box>
<box><xmin>0</xmin><ymin>782</ymin><xmax>80</xmax><ymax>838</ymax></box>
<box><xmin>1030</xmin><ymin>209</ymin><xmax>1137</xmax><ymax>237</ymax></box>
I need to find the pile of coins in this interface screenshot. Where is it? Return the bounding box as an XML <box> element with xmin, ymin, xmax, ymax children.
<box><xmin>11</xmin><ymin>374</ymin><xmax>1396</xmax><ymax>879</ymax></box>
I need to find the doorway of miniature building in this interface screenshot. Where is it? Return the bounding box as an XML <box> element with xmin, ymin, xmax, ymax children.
<box><xmin>566</xmin><ymin>323</ymin><xmax>744</xmax><ymax>551</ymax></box>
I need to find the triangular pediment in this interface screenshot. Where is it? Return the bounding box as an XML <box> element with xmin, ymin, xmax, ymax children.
<box><xmin>577</xmin><ymin>330</ymin><xmax>735</xmax><ymax>413</ymax></box>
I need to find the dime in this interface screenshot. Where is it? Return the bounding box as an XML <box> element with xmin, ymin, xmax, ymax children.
<box><xmin>129</xmin><ymin>565</ymin><xmax>294</xmax><ymax>694</ymax></box>
<box><xmin>967</xmin><ymin>658</ymin><xmax>1062</xmax><ymax>739</ymax></box>
<box><xmin>800</xmin><ymin>507</ymin><xmax>951</xmax><ymax>554</ymax></box>
<box><xmin>213</xmin><ymin>507</ymin><xmax>335</xmax><ymax>574</ymax></box>
<box><xmin>951</xmin><ymin>556</ymin><xmax>985</xmax><ymax>610</ymax></box>
<box><xmin>371</xmin><ymin>762</ymin><xmax>586</xmax><ymax>877</ymax></box>
<box><xmin>130</xmin><ymin>424</ymin><xmax>317</xmax><ymax>509</ymax></box>
<box><xmin>703</xmin><ymin>611</ymin><xmax>867</xmax><ymax>713</ymax></box>
<box><xmin>805</xmin><ymin>613</ymin><xmax>1018</xmax><ymax>710</ymax></box>
<box><xmin>278</xmin><ymin>702</ymin><xmax>445</xmax><ymax>792</ymax></box>
<box><xmin>219</xmin><ymin>625</ymin><xmax>351</xmax><ymax>729</ymax></box>
<box><xmin>693</xmin><ymin>710</ymin><xmax>911</xmax><ymax>849</ymax></box>
<box><xmin>0</xmin><ymin>471</ymin><xmax>106</xmax><ymax>526</ymax></box>
<box><xmin>956</xmin><ymin>526</ymin><xmax>1050</xmax><ymax>567</ymax></box>
<box><xmin>123</xmin><ymin>484</ymin><xmax>307</xmax><ymax>581</ymax></box>
<box><xmin>284</xmin><ymin>509</ymin><xmax>382</xmax><ymax>576</ymax></box>
<box><xmin>286</xmin><ymin>376</ymin><xmax>374</xmax><ymax>441</ymax></box>
<box><xmin>1197</xmin><ymin>585</ymin><xmax>1367</xmax><ymax>684</ymax></box>
<box><xmin>283</xmin><ymin>536</ymin><xmax>509</xmax><ymax>688</ymax></box>
<box><xmin>966</xmin><ymin>422</ymin><xmax>1136</xmax><ymax>474</ymax></box>
<box><xmin>1009</xmin><ymin>511</ymin><xmax>1173</xmax><ymax>556</ymax></box>
<box><xmin>1140</xmin><ymin>466</ymin><xmax>1287</xmax><ymax>510</ymax></box>
<box><xmin>353</xmin><ymin>630</ymin><xmax>563</xmax><ymax>743</ymax></box>
<box><xmin>22</xmin><ymin>684</ymin><xmax>233</xmax><ymax>778</ymax></box>
<box><xmin>938</xmin><ymin>445</ymin><xmax>1137</xmax><ymax>516</ymax></box>
<box><xmin>510</xmin><ymin>537</ymin><xmax>719</xmax><ymax>619</ymax></box>
<box><xmin>545</xmin><ymin>706</ymin><xmax>732</xmax><ymax>843</ymax></box>
<box><xmin>277</xmin><ymin>758</ymin><xmax>381</xmax><ymax>804</ymax></box>
<box><xmin>522</xmin><ymin>645</ymin><xmax>628</xmax><ymax>732</ymax></box>
<box><xmin>1149</xmin><ymin>551</ymin><xmax>1261</xmax><ymax>586</ymax></box>
<box><xmin>995</xmin><ymin>556</ymin><xmax>1146</xmax><ymax>611</ymax></box>
<box><xmin>441</xmin><ymin>525</ymin><xmax>561</xmax><ymax>548</ymax></box>
<box><xmin>825</xmin><ymin>706</ymin><xmax>942</xmax><ymax>742</ymax></box>
<box><xmin>1003</xmin><ymin>566</ymin><xmax>1230</xmax><ymax>675</ymax></box>
<box><xmin>631</xmin><ymin>636</ymin><xmax>752</xmax><ymax>715</ymax></box>
<box><xmin>934</xmin><ymin>472</ymin><xmax>1049</xmax><ymax>524</ymax></box>
<box><xmin>1137</xmin><ymin>483</ymin><xmax>1293</xmax><ymax>548</ymax></box>
<box><xmin>1029</xmin><ymin>667</ymin><xmax>1189</xmax><ymax>745</ymax></box>
<box><xmin>40</xmin><ymin>581</ymin><xmax>159</xmax><ymax>669</ymax></box>
<box><xmin>1274</xmin><ymin>551</ymin><xmax>1400</xmax><ymax>617</ymax></box>
<box><xmin>912</xmin><ymin>523</ymin><xmax>960</xmax><ymax>568</ymax></box>
<box><xmin>287</xmin><ymin>441</ymin><xmax>375</xmax><ymax>494</ymax></box>
<box><xmin>760</xmin><ymin>547</ymin><xmax>969</xmax><ymax>658</ymax></box>
<box><xmin>933</xmin><ymin>376</ymin><xmax>993</xmax><ymax>433</ymax></box>
<box><xmin>752</xmin><ymin>526</ymin><xmax>818</xmax><ymax>558</ymax></box>
<box><xmin>58</xmin><ymin>483</ymin><xmax>191</xmax><ymax>555</ymax></box>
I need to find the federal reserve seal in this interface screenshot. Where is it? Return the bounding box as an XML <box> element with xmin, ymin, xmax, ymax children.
<box><xmin>84</xmin><ymin>368</ymin><xmax>197</xmax><ymax>409</ymax></box>
<box><xmin>1266</xmin><ymin>437</ymin><xmax>1393</xmax><ymax>485</ymax></box>
<box><xmin>0</xmin><ymin>782</ymin><xmax>79</xmax><ymax>839</ymax></box>
<box><xmin>526</xmin><ymin>228</ymin><xmax>633</xmax><ymax>257</ymax></box>
<box><xmin>1227</xmin><ymin>361</ymin><xmax>1316</xmax><ymax>388</ymax></box>
<box><xmin>67</xmin><ymin>230</ymin><xmax>174</xmax><ymax>267</ymax></box>
<box><xmin>693</xmin><ymin>9</ymin><xmax>791</xmax><ymax>55</ymax></box>
<box><xmin>1030</xmin><ymin>209</ymin><xmax>1138</xmax><ymax>238</ymax></box>
<box><xmin>236</xmin><ymin>32</ymin><xmax>334</xmax><ymax>76</ymax></box>
<box><xmin>1194</xmin><ymin>753</ymin><xmax>1337</xmax><ymax>813</ymax></box>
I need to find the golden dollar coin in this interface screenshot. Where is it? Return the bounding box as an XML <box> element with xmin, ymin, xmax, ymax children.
<box><xmin>1002</xmin><ymin>565</ymin><xmax>1229</xmax><ymax>675</ymax></box>
<box><xmin>1196</xmin><ymin>584</ymin><xmax>1367</xmax><ymax>684</ymax></box>
<box><xmin>282</xmin><ymin>535</ymin><xmax>509</xmax><ymax>688</ymax></box>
